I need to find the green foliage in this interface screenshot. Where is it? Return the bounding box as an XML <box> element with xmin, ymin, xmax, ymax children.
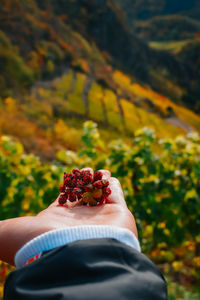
<box><xmin>80</xmin><ymin>121</ymin><xmax>104</xmax><ymax>159</ymax></box>
<box><xmin>0</xmin><ymin>136</ymin><xmax>63</xmax><ymax>218</ymax></box>
<box><xmin>0</xmin><ymin>31</ymin><xmax>34</xmax><ymax>98</ymax></box>
<box><xmin>167</xmin><ymin>277</ymin><xmax>200</xmax><ymax>300</ymax></box>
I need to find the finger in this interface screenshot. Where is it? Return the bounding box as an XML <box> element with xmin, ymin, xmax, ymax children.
<box><xmin>107</xmin><ymin>177</ymin><xmax>127</xmax><ymax>208</ymax></box>
<box><xmin>98</xmin><ymin>169</ymin><xmax>111</xmax><ymax>180</ymax></box>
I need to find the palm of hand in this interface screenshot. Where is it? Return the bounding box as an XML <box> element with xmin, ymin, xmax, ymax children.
<box><xmin>38</xmin><ymin>199</ymin><xmax>136</xmax><ymax>236</ymax></box>
<box><xmin>38</xmin><ymin>175</ymin><xmax>137</xmax><ymax>237</ymax></box>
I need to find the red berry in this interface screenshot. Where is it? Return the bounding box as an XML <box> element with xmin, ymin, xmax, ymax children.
<box><xmin>77</xmin><ymin>194</ymin><xmax>82</xmax><ymax>200</ymax></box>
<box><xmin>58</xmin><ymin>194</ymin><xmax>67</xmax><ymax>205</ymax></box>
<box><xmin>94</xmin><ymin>171</ymin><xmax>103</xmax><ymax>181</ymax></box>
<box><xmin>72</xmin><ymin>168</ymin><xmax>79</xmax><ymax>174</ymax></box>
<box><xmin>64</xmin><ymin>177</ymin><xmax>72</xmax><ymax>186</ymax></box>
<box><xmin>76</xmin><ymin>179</ymin><xmax>84</xmax><ymax>187</ymax></box>
<box><xmin>59</xmin><ymin>185</ymin><xmax>65</xmax><ymax>193</ymax></box>
<box><xmin>64</xmin><ymin>172</ymin><xmax>70</xmax><ymax>180</ymax></box>
<box><xmin>73</xmin><ymin>188</ymin><xmax>82</xmax><ymax>195</ymax></box>
<box><xmin>102</xmin><ymin>179</ymin><xmax>109</xmax><ymax>187</ymax></box>
<box><xmin>93</xmin><ymin>180</ymin><xmax>103</xmax><ymax>189</ymax></box>
<box><xmin>69</xmin><ymin>194</ymin><xmax>77</xmax><ymax>202</ymax></box>
<box><xmin>65</xmin><ymin>187</ymin><xmax>72</xmax><ymax>195</ymax></box>
<box><xmin>72</xmin><ymin>179</ymin><xmax>77</xmax><ymax>187</ymax></box>
<box><xmin>81</xmin><ymin>170</ymin><xmax>93</xmax><ymax>179</ymax></box>
<box><xmin>59</xmin><ymin>169</ymin><xmax>111</xmax><ymax>206</ymax></box>
<box><xmin>80</xmin><ymin>170</ymin><xmax>86</xmax><ymax>178</ymax></box>
<box><xmin>84</xmin><ymin>183</ymin><xmax>94</xmax><ymax>192</ymax></box>
<box><xmin>72</xmin><ymin>168</ymin><xmax>81</xmax><ymax>178</ymax></box>
<box><xmin>83</xmin><ymin>175</ymin><xmax>93</xmax><ymax>185</ymax></box>
<box><xmin>103</xmin><ymin>187</ymin><xmax>111</xmax><ymax>196</ymax></box>
<box><xmin>98</xmin><ymin>196</ymin><xmax>106</xmax><ymax>205</ymax></box>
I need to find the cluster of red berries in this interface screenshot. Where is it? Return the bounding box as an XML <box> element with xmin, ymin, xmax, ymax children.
<box><xmin>58</xmin><ymin>169</ymin><xmax>111</xmax><ymax>206</ymax></box>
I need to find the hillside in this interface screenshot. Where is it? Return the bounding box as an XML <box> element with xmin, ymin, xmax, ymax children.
<box><xmin>115</xmin><ymin>0</ymin><xmax>200</xmax><ymax>109</ymax></box>
<box><xmin>177</xmin><ymin>39</ymin><xmax>200</xmax><ymax>71</ymax></box>
<box><xmin>1</xmin><ymin>0</ymin><xmax>200</xmax><ymax>108</ymax></box>
<box><xmin>134</xmin><ymin>15</ymin><xmax>200</xmax><ymax>41</ymax></box>
<box><xmin>134</xmin><ymin>15</ymin><xmax>200</xmax><ymax>79</ymax></box>
<box><xmin>2</xmin><ymin>66</ymin><xmax>200</xmax><ymax>161</ymax></box>
<box><xmin>115</xmin><ymin>0</ymin><xmax>199</xmax><ymax>22</ymax></box>
<box><xmin>1</xmin><ymin>0</ymin><xmax>200</xmax><ymax>161</ymax></box>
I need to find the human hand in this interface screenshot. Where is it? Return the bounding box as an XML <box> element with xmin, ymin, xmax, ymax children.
<box><xmin>0</xmin><ymin>169</ymin><xmax>137</xmax><ymax>265</ymax></box>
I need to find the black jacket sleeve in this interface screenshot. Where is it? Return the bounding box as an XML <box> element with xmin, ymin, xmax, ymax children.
<box><xmin>4</xmin><ymin>238</ymin><xmax>167</xmax><ymax>300</ymax></box>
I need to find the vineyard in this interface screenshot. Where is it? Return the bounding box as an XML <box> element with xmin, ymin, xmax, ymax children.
<box><xmin>2</xmin><ymin>67</ymin><xmax>200</xmax><ymax>164</ymax></box>
<box><xmin>0</xmin><ymin>121</ymin><xmax>200</xmax><ymax>299</ymax></box>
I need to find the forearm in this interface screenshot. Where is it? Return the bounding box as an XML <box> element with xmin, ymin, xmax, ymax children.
<box><xmin>0</xmin><ymin>217</ymin><xmax>51</xmax><ymax>265</ymax></box>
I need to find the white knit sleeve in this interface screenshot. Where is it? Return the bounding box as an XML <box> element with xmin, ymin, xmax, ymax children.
<box><xmin>15</xmin><ymin>225</ymin><xmax>141</xmax><ymax>268</ymax></box>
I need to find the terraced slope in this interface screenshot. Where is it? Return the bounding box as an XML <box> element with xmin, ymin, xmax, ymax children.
<box><xmin>30</xmin><ymin>69</ymin><xmax>200</xmax><ymax>139</ymax></box>
<box><xmin>1</xmin><ymin>68</ymin><xmax>200</xmax><ymax>162</ymax></box>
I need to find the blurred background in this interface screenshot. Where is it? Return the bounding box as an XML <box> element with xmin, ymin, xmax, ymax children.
<box><xmin>0</xmin><ymin>0</ymin><xmax>200</xmax><ymax>299</ymax></box>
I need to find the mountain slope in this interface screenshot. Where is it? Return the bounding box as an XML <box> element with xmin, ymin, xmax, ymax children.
<box><xmin>1</xmin><ymin>0</ymin><xmax>200</xmax><ymax>108</ymax></box>
<box><xmin>1</xmin><ymin>0</ymin><xmax>200</xmax><ymax>161</ymax></box>
<box><xmin>115</xmin><ymin>0</ymin><xmax>199</xmax><ymax>22</ymax></box>
<box><xmin>50</xmin><ymin>0</ymin><xmax>200</xmax><ymax>107</ymax></box>
<box><xmin>134</xmin><ymin>15</ymin><xmax>200</xmax><ymax>41</ymax></box>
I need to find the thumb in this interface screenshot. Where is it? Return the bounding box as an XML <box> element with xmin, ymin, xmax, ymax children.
<box><xmin>108</xmin><ymin>177</ymin><xmax>127</xmax><ymax>208</ymax></box>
